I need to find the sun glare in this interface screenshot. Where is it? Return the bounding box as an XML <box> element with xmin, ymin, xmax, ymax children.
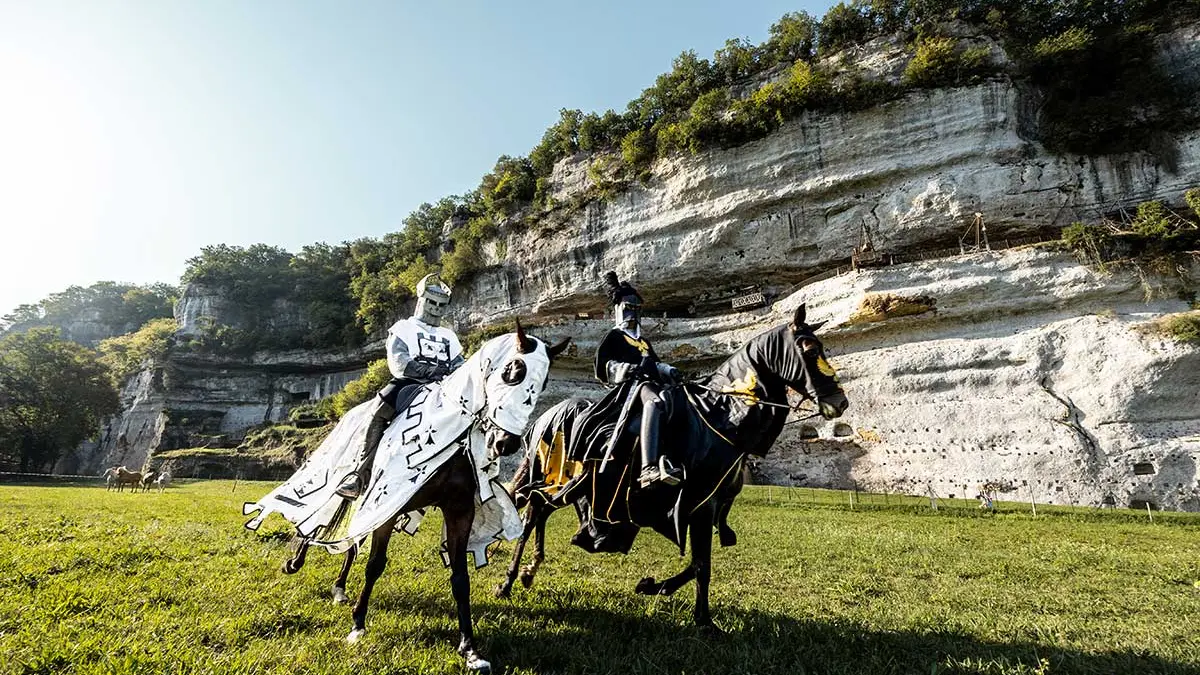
<box><xmin>0</xmin><ymin>44</ymin><xmax>109</xmax><ymax>279</ymax></box>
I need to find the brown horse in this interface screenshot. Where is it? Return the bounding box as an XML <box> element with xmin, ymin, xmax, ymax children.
<box><xmin>496</xmin><ymin>304</ymin><xmax>849</xmax><ymax>631</ymax></box>
<box><xmin>275</xmin><ymin>327</ymin><xmax>568</xmax><ymax>673</ymax></box>
<box><xmin>104</xmin><ymin>466</ymin><xmax>145</xmax><ymax>493</ymax></box>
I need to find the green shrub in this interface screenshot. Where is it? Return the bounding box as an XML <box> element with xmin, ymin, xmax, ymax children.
<box><xmin>331</xmin><ymin>359</ymin><xmax>392</xmax><ymax>418</ymax></box>
<box><xmin>1131</xmin><ymin>201</ymin><xmax>1175</xmax><ymax>238</ymax></box>
<box><xmin>1031</xmin><ymin>26</ymin><xmax>1094</xmax><ymax>62</ymax></box>
<box><xmin>98</xmin><ymin>318</ymin><xmax>177</xmax><ymax>383</ymax></box>
<box><xmin>530</xmin><ymin>109</ymin><xmax>582</xmax><ymax>176</ymax></box>
<box><xmin>1147</xmin><ymin>311</ymin><xmax>1200</xmax><ymax>343</ymax></box>
<box><xmin>903</xmin><ymin>37</ymin><xmax>994</xmax><ymax>88</ymax></box>
<box><xmin>620</xmin><ymin>129</ymin><xmax>656</xmax><ymax>173</ymax></box>
<box><xmin>1186</xmin><ymin>188</ymin><xmax>1200</xmax><ymax>221</ymax></box>
<box><xmin>440</xmin><ymin>216</ymin><xmax>496</xmax><ymax>286</ymax></box>
<box><xmin>287</xmin><ymin>397</ymin><xmax>336</xmax><ymax>423</ymax></box>
<box><xmin>480</xmin><ymin>156</ymin><xmax>536</xmax><ymax>219</ymax></box>
<box><xmin>1062</xmin><ymin>222</ymin><xmax>1113</xmax><ymax>262</ymax></box>
<box><xmin>903</xmin><ymin>36</ymin><xmax>957</xmax><ymax>87</ymax></box>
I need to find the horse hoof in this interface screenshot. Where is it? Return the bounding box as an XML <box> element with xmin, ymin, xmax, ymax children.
<box><xmin>719</xmin><ymin>529</ymin><xmax>737</xmax><ymax>547</ymax></box>
<box><xmin>493</xmin><ymin>583</ymin><xmax>511</xmax><ymax>599</ymax></box>
<box><xmin>346</xmin><ymin>628</ymin><xmax>366</xmax><ymax>644</ymax></box>
<box><xmin>465</xmin><ymin>653</ymin><xmax>491</xmax><ymax>674</ymax></box>
<box><xmin>519</xmin><ymin>571</ymin><xmax>535</xmax><ymax>589</ymax></box>
<box><xmin>698</xmin><ymin>622</ymin><xmax>726</xmax><ymax>637</ymax></box>
<box><xmin>332</xmin><ymin>588</ymin><xmax>350</xmax><ymax>605</ymax></box>
<box><xmin>281</xmin><ymin>562</ymin><xmax>298</xmax><ymax>575</ymax></box>
<box><xmin>635</xmin><ymin>577</ymin><xmax>660</xmax><ymax>595</ymax></box>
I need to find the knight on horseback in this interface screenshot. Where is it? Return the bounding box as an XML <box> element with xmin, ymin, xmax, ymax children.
<box><xmin>595</xmin><ymin>271</ymin><xmax>684</xmax><ymax>488</ymax></box>
<box><xmin>335</xmin><ymin>273</ymin><xmax>465</xmax><ymax>499</ymax></box>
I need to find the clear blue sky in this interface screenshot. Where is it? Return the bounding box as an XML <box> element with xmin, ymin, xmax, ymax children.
<box><xmin>0</xmin><ymin>0</ymin><xmax>834</xmax><ymax>315</ymax></box>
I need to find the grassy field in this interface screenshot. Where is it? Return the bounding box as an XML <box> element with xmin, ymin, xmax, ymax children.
<box><xmin>2</xmin><ymin>481</ymin><xmax>1198</xmax><ymax>675</ymax></box>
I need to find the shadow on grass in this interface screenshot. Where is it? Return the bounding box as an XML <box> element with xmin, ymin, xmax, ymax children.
<box><xmin>475</xmin><ymin>602</ymin><xmax>1199</xmax><ymax>675</ymax></box>
<box><xmin>332</xmin><ymin>579</ymin><xmax>1199</xmax><ymax>674</ymax></box>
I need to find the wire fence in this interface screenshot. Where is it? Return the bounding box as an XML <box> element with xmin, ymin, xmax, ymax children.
<box><xmin>739</xmin><ymin>484</ymin><xmax>1200</xmax><ymax>524</ymax></box>
<box><xmin>4</xmin><ymin>472</ymin><xmax>1196</xmax><ymax>523</ymax></box>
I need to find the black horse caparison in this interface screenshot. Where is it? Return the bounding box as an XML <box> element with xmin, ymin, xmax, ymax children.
<box><xmin>496</xmin><ymin>304</ymin><xmax>850</xmax><ymax>630</ymax></box>
<box><xmin>281</xmin><ymin>328</ymin><xmax>569</xmax><ymax>674</ymax></box>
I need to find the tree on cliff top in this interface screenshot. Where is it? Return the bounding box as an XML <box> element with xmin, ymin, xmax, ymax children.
<box><xmin>0</xmin><ymin>328</ymin><xmax>119</xmax><ymax>472</ymax></box>
<box><xmin>1</xmin><ymin>281</ymin><xmax>176</xmax><ymax>340</ymax></box>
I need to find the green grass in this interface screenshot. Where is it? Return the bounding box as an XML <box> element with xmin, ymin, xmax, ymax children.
<box><xmin>2</xmin><ymin>482</ymin><xmax>1198</xmax><ymax>675</ymax></box>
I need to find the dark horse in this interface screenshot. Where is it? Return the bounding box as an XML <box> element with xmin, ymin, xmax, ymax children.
<box><xmin>273</xmin><ymin>325</ymin><xmax>568</xmax><ymax>673</ymax></box>
<box><xmin>496</xmin><ymin>304</ymin><xmax>849</xmax><ymax>630</ymax></box>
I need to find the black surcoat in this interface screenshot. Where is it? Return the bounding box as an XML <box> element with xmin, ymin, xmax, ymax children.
<box><xmin>594</xmin><ymin>329</ymin><xmax>659</xmax><ymax>385</ymax></box>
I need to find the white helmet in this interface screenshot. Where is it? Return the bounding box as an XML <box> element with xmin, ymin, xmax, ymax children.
<box><xmin>413</xmin><ymin>273</ymin><xmax>451</xmax><ymax>326</ymax></box>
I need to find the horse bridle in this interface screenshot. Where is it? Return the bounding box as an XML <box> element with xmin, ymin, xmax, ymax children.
<box><xmin>693</xmin><ymin>383</ymin><xmax>824</xmax><ymax>425</ymax></box>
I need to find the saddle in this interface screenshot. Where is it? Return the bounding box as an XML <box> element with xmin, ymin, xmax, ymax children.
<box><xmin>566</xmin><ymin>380</ymin><xmax>676</xmax><ymax>464</ymax></box>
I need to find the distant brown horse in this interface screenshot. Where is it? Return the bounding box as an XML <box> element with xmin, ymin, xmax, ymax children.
<box><xmin>104</xmin><ymin>466</ymin><xmax>144</xmax><ymax>493</ymax></box>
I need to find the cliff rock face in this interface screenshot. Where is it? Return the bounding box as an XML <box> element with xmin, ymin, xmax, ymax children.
<box><xmin>71</xmin><ymin>291</ymin><xmax>379</xmax><ymax>474</ymax></box>
<box><xmin>455</xmin><ymin>23</ymin><xmax>1200</xmax><ymax>325</ymax></box>
<box><xmin>175</xmin><ymin>283</ymin><xmax>319</xmax><ymax>339</ymax></box>
<box><xmin>526</xmin><ymin>247</ymin><xmax>1200</xmax><ymax>511</ymax></box>
<box><xmin>756</xmin><ymin>249</ymin><xmax>1200</xmax><ymax>511</ymax></box>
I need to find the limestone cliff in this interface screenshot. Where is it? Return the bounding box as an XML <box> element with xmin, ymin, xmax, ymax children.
<box><xmin>454</xmin><ymin>22</ymin><xmax>1200</xmax><ymax>324</ymax></box>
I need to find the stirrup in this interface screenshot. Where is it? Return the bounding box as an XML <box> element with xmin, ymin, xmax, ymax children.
<box><xmin>658</xmin><ymin>457</ymin><xmax>682</xmax><ymax>486</ymax></box>
<box><xmin>638</xmin><ymin>459</ymin><xmax>682</xmax><ymax>488</ymax></box>
<box><xmin>334</xmin><ymin>474</ymin><xmax>363</xmax><ymax>499</ymax></box>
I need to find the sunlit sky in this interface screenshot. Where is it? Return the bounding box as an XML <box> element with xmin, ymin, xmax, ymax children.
<box><xmin>0</xmin><ymin>0</ymin><xmax>834</xmax><ymax>315</ymax></box>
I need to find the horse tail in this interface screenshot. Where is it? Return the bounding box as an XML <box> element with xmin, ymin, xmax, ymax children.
<box><xmin>321</xmin><ymin>499</ymin><xmax>353</xmax><ymax>540</ymax></box>
<box><xmin>511</xmin><ymin>454</ymin><xmax>534</xmax><ymax>509</ymax></box>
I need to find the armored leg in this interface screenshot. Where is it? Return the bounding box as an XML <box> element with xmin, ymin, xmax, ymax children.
<box><xmin>335</xmin><ymin>398</ymin><xmax>396</xmax><ymax>499</ymax></box>
<box><xmin>637</xmin><ymin>386</ymin><xmax>680</xmax><ymax>487</ymax></box>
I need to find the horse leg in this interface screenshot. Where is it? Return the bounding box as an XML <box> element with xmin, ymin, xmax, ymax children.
<box><xmin>331</xmin><ymin>545</ymin><xmax>357</xmax><ymax>604</ymax></box>
<box><xmin>495</xmin><ymin>500</ymin><xmax>537</xmax><ymax>599</ymax></box>
<box><xmin>348</xmin><ymin>517</ymin><xmax>397</xmax><ymax>643</ymax></box>
<box><xmin>635</xmin><ymin>564</ymin><xmax>696</xmax><ymax>597</ymax></box>
<box><xmin>282</xmin><ymin>537</ymin><xmax>310</xmax><ymax>574</ymax></box>
<box><xmin>443</xmin><ymin>500</ymin><xmax>490</xmax><ymax>673</ymax></box>
<box><xmin>520</xmin><ymin>505</ymin><xmax>549</xmax><ymax>589</ymax></box>
<box><xmin>716</xmin><ymin>495</ymin><xmax>737</xmax><ymax>547</ymax></box>
<box><xmin>690</xmin><ymin>508</ymin><xmax>719</xmax><ymax>632</ymax></box>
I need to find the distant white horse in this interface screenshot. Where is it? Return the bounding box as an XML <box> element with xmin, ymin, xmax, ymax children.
<box><xmin>153</xmin><ymin>471</ymin><xmax>172</xmax><ymax>493</ymax></box>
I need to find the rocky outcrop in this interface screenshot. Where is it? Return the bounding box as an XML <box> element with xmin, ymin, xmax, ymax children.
<box><xmin>175</xmin><ymin>283</ymin><xmax>322</xmax><ymax>340</ymax></box>
<box><xmin>67</xmin><ymin>339</ymin><xmax>379</xmax><ymax>475</ymax></box>
<box><xmin>768</xmin><ymin>248</ymin><xmax>1199</xmax><ymax>512</ymax></box>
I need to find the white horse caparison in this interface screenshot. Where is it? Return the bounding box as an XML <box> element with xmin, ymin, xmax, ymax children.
<box><xmin>254</xmin><ymin>325</ymin><xmax>568</xmax><ymax>674</ymax></box>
